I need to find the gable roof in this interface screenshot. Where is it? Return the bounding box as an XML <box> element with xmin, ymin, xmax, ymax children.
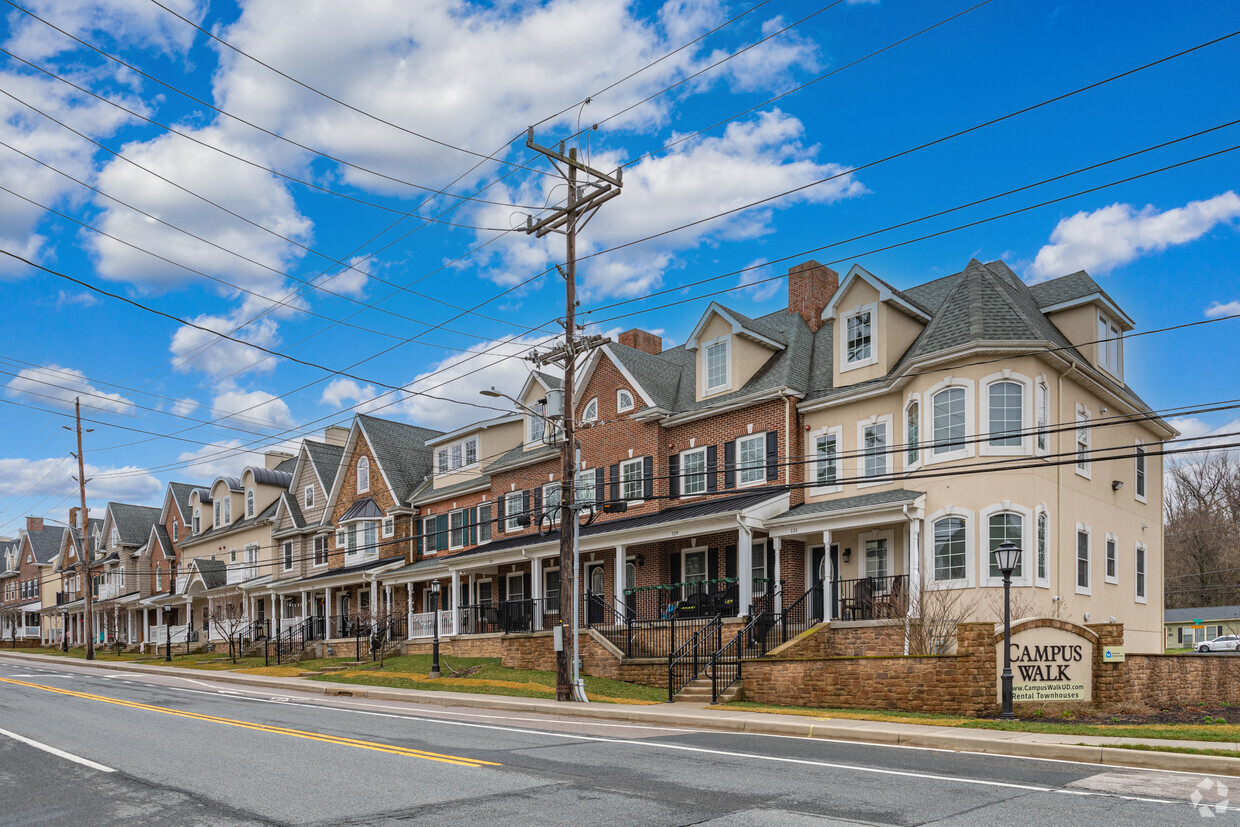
<box><xmin>303</xmin><ymin>440</ymin><xmax>345</xmax><ymax>492</ymax></box>
<box><xmin>147</xmin><ymin>523</ymin><xmax>174</xmax><ymax>560</ymax></box>
<box><xmin>273</xmin><ymin>490</ymin><xmax>307</xmax><ymax>532</ymax></box>
<box><xmin>340</xmin><ymin>497</ymin><xmax>384</xmax><ymax>521</ymax></box>
<box><xmin>355</xmin><ymin>415</ymin><xmax>443</xmax><ymax>505</ymax></box>
<box><xmin>824</xmin><ymin>264</ymin><xmax>932</xmax><ymax>321</ymax></box>
<box><xmin>108</xmin><ymin>502</ymin><xmax>162</xmax><ymax>547</ymax></box>
<box><xmin>163</xmin><ymin>482</ymin><xmax>198</xmax><ymax>524</ymax></box>
<box><xmin>190</xmin><ymin>558</ymin><xmax>228</xmax><ymax>590</ymax></box>
<box><xmin>684</xmin><ymin>301</ymin><xmax>788</xmax><ymax>351</ymax></box>
<box><xmin>24</xmin><ymin>525</ymin><xmax>67</xmax><ymax>565</ymax></box>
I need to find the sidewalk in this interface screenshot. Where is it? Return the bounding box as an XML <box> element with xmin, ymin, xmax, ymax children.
<box><xmin>6</xmin><ymin>651</ymin><xmax>1240</xmax><ymax>777</ymax></box>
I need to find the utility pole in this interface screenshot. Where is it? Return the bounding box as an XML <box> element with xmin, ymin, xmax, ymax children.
<box><xmin>524</xmin><ymin>128</ymin><xmax>621</xmax><ymax>701</ymax></box>
<box><xmin>70</xmin><ymin>398</ymin><xmax>94</xmax><ymax>660</ymax></box>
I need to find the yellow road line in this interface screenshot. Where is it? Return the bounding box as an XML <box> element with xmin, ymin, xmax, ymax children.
<box><xmin>0</xmin><ymin>677</ymin><xmax>499</xmax><ymax>768</ymax></box>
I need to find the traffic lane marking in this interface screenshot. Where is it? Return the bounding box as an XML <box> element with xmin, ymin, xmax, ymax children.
<box><xmin>0</xmin><ymin>726</ymin><xmax>115</xmax><ymax>773</ymax></box>
<box><xmin>0</xmin><ymin>677</ymin><xmax>499</xmax><ymax>769</ymax></box>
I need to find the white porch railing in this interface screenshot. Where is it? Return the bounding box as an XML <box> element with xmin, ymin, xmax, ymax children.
<box><xmin>98</xmin><ymin>581</ymin><xmax>121</xmax><ymax>600</ymax></box>
<box><xmin>176</xmin><ymin>574</ymin><xmax>190</xmax><ymax>594</ymax></box>
<box><xmin>21</xmin><ymin>625</ymin><xmax>39</xmax><ymax>638</ymax></box>
<box><xmin>438</xmin><ymin>608</ymin><xmax>456</xmax><ymax>637</ymax></box>
<box><xmin>149</xmin><ymin>624</ymin><xmax>188</xmax><ymax>643</ymax></box>
<box><xmin>226</xmin><ymin>564</ymin><xmax>260</xmax><ymax>585</ymax></box>
<box><xmin>408</xmin><ymin>611</ymin><xmax>436</xmax><ymax>639</ymax></box>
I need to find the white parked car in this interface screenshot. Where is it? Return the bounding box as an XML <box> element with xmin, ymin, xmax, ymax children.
<box><xmin>1197</xmin><ymin>634</ymin><xmax>1240</xmax><ymax>653</ymax></box>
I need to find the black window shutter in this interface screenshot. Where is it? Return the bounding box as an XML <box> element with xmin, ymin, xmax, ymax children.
<box><xmin>436</xmin><ymin>514</ymin><xmax>448</xmax><ymax>549</ymax></box>
<box><xmin>522</xmin><ymin>490</ymin><xmax>531</xmax><ymax>526</ymax></box>
<box><xmin>415</xmin><ymin>523</ymin><xmax>423</xmax><ymax>557</ymax></box>
<box><xmin>523</xmin><ymin>572</ymin><xmax>531</xmax><ymax>600</ymax></box>
<box><xmin>496</xmin><ymin>496</ymin><xmax>505</xmax><ymax>527</ymax></box>
<box><xmin>595</xmin><ymin>468</ymin><xmax>604</xmax><ymax>504</ymax></box>
<box><xmin>609</xmin><ymin>464</ymin><xmax>620</xmax><ymax>502</ymax></box>
<box><xmin>725</xmin><ymin>544</ymin><xmax>737</xmax><ymax>580</ymax></box>
<box><xmin>766</xmin><ymin>544</ymin><xmax>776</xmax><ymax>585</ymax></box>
<box><xmin>468</xmin><ymin>507</ymin><xmax>477</xmax><ymax>546</ymax></box>
<box><xmin>766</xmin><ymin>431</ymin><xmax>779</xmax><ymax>481</ymax></box>
<box><xmin>643</xmin><ymin>455</ymin><xmax>654</xmax><ymax>499</ymax></box>
<box><xmin>668</xmin><ymin>455</ymin><xmax>680</xmax><ymax>498</ymax></box>
<box><xmin>670</xmin><ymin>553</ymin><xmax>681</xmax><ymax>584</ymax></box>
<box><xmin>706</xmin><ymin>446</ymin><xmax>718</xmax><ymax>492</ymax></box>
<box><xmin>708</xmin><ymin>548</ymin><xmax>719</xmax><ymax>582</ymax></box>
<box><xmin>498</xmin><ymin>576</ymin><xmax>506</xmax><ymax>602</ymax></box>
<box><xmin>724</xmin><ymin>442</ymin><xmax>736</xmax><ymax>488</ymax></box>
<box><xmin>533</xmin><ymin>486</ymin><xmax>543</xmax><ymax>524</ymax></box>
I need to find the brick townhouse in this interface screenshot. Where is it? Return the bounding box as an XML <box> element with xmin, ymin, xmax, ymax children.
<box><xmin>87</xmin><ymin>502</ymin><xmax>162</xmax><ymax>645</ymax></box>
<box><xmin>369</xmin><ymin>256</ymin><xmax>1169</xmax><ymax>660</ymax></box>
<box><xmin>44</xmin><ymin>515</ymin><xmax>102</xmax><ymax>646</ymax></box>
<box><xmin>2</xmin><ymin>519</ymin><xmax>66</xmax><ymax>643</ymax></box>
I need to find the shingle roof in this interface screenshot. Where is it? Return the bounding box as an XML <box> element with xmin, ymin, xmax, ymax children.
<box><xmin>533</xmin><ymin>371</ymin><xmax>562</xmax><ymax>391</ymax></box>
<box><xmin>26</xmin><ymin>526</ymin><xmax>67</xmax><ymax>564</ymax></box>
<box><xmin>340</xmin><ymin>497</ymin><xmax>384</xmax><ymax>521</ymax></box>
<box><xmin>357</xmin><ymin>415</ymin><xmax>442</xmax><ymax>504</ymax></box>
<box><xmin>193</xmin><ymin>558</ymin><xmax>228</xmax><ymax>590</ymax></box>
<box><xmin>247</xmin><ymin>467</ymin><xmax>294</xmax><ymax>488</ymax></box>
<box><xmin>1165</xmin><ymin>605</ymin><xmax>1240</xmax><ymax>624</ymax></box>
<box><xmin>185</xmin><ymin>498</ymin><xmax>279</xmax><ymax>544</ymax></box>
<box><xmin>304</xmin><ymin>440</ymin><xmax>345</xmax><ymax>491</ymax></box>
<box><xmin>150</xmin><ymin>523</ymin><xmax>174</xmax><ymax>559</ymax></box>
<box><xmin>1028</xmin><ymin>270</ymin><xmax>1103</xmax><ymax>307</ymax></box>
<box><xmin>278</xmin><ymin>491</ymin><xmax>306</xmax><ymax>530</ymax></box>
<box><xmin>109</xmin><ymin>503</ymin><xmax>162</xmax><ymax>546</ymax></box>
<box><xmin>411</xmin><ymin>475</ymin><xmax>492</xmax><ymax>505</ymax></box>
<box><xmin>771</xmin><ymin>489</ymin><xmax>923</xmax><ymax>521</ymax></box>
<box><xmin>167</xmin><ymin>482</ymin><xmax>198</xmax><ymax>521</ymax></box>
<box><xmin>298</xmin><ymin>554</ymin><xmax>404</xmax><ymax>581</ymax></box>
<box><xmin>485</xmin><ymin>441</ymin><xmax>560</xmax><ymax>474</ymax></box>
<box><xmin>276</xmin><ymin>456</ymin><xmax>298</xmax><ymax>475</ymax></box>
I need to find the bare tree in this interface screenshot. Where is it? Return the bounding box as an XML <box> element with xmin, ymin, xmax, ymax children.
<box><xmin>94</xmin><ymin>600</ymin><xmax>127</xmax><ymax>655</ymax></box>
<box><xmin>354</xmin><ymin>599</ymin><xmax>399</xmax><ymax>666</ymax></box>
<box><xmin>0</xmin><ymin>603</ymin><xmax>22</xmax><ymax>648</ymax></box>
<box><xmin>903</xmin><ymin>574</ymin><xmax>985</xmax><ymax>656</ymax></box>
<box><xmin>1164</xmin><ymin>453</ymin><xmax>1240</xmax><ymax>609</ymax></box>
<box><xmin>208</xmin><ymin>591</ymin><xmax>249</xmax><ymax>663</ymax></box>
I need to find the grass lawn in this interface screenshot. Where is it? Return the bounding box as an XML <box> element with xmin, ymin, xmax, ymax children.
<box><xmin>301</xmin><ymin>653</ymin><xmax>667</xmax><ymax>704</ymax></box>
<box><xmin>719</xmin><ymin>701</ymin><xmax>1240</xmax><ymax>746</ymax></box>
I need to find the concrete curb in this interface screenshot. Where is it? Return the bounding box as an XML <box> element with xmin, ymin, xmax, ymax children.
<box><xmin>6</xmin><ymin>651</ymin><xmax>1240</xmax><ymax>777</ymax></box>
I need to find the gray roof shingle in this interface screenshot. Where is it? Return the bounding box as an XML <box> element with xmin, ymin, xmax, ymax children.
<box><xmin>357</xmin><ymin>415</ymin><xmax>442</xmax><ymax>504</ymax></box>
<box><xmin>304</xmin><ymin>440</ymin><xmax>345</xmax><ymax>491</ymax></box>
<box><xmin>109</xmin><ymin>503</ymin><xmax>162</xmax><ymax>546</ymax></box>
<box><xmin>27</xmin><ymin>526</ymin><xmax>67</xmax><ymax>564</ymax></box>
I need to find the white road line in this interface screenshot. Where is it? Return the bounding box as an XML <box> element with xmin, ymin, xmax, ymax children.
<box><xmin>0</xmin><ymin>727</ymin><xmax>115</xmax><ymax>773</ymax></box>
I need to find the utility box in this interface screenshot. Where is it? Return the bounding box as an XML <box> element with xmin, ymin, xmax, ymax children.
<box><xmin>553</xmin><ymin>626</ymin><xmax>564</xmax><ymax>652</ymax></box>
<box><xmin>545</xmin><ymin>387</ymin><xmax>565</xmax><ymax>420</ymax></box>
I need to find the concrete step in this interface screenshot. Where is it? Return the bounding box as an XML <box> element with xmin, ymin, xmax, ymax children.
<box><xmin>673</xmin><ymin>676</ymin><xmax>743</xmax><ymax>704</ymax></box>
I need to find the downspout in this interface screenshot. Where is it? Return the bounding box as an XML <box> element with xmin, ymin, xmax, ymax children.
<box><xmin>780</xmin><ymin>390</ymin><xmax>793</xmax><ymax>488</ymax></box>
<box><xmin>1057</xmin><ymin>361</ymin><xmax>1079</xmax><ymax>616</ymax></box>
<box><xmin>902</xmin><ymin>503</ymin><xmax>913</xmax><ymax>656</ymax></box>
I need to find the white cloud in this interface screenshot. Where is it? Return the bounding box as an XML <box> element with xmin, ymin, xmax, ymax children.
<box><xmin>5</xmin><ymin>364</ymin><xmax>134</xmax><ymax>414</ymax></box>
<box><xmin>3</xmin><ymin>0</ymin><xmax>205</xmax><ymax>62</ymax></box>
<box><xmin>211</xmin><ymin>386</ymin><xmax>295</xmax><ymax>431</ymax></box>
<box><xmin>704</xmin><ymin>16</ymin><xmax>820</xmax><ymax>94</ymax></box>
<box><xmin>171</xmin><ymin>398</ymin><xmax>199</xmax><ymax>417</ymax></box>
<box><xmin>175</xmin><ymin>440</ymin><xmax>267</xmax><ymax>481</ymax></box>
<box><xmin>0</xmin><ymin>456</ymin><xmax>160</xmax><ymax>508</ymax></box>
<box><xmin>55</xmin><ymin>290</ymin><xmax>99</xmax><ymax>308</ymax></box>
<box><xmin>399</xmin><ymin>333</ymin><xmax>561</xmax><ymax>430</ymax></box>
<box><xmin>731</xmin><ymin>259</ymin><xmax>783</xmax><ymax>302</ymax></box>
<box><xmin>1030</xmin><ymin>192</ymin><xmax>1240</xmax><ymax>281</ymax></box>
<box><xmin>1205</xmin><ymin>301</ymin><xmax>1240</xmax><ymax>319</ymax></box>
<box><xmin>169</xmin><ymin>295</ymin><xmax>287</xmax><ymax>378</ymax></box>
<box><xmin>320</xmin><ymin>377</ymin><xmax>389</xmax><ymax>415</ymax></box>
<box><xmin>474</xmin><ymin>110</ymin><xmax>865</xmax><ymax>300</ymax></box>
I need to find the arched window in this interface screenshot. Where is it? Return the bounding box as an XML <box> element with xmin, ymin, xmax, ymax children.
<box><xmin>583</xmin><ymin>398</ymin><xmax>598</xmax><ymax>422</ymax></box>
<box><xmin>155</xmin><ymin>564</ymin><xmax>162</xmax><ymax>591</ymax></box>
<box><xmin>1035</xmin><ymin>381</ymin><xmax>1049</xmax><ymax>453</ymax></box>
<box><xmin>905</xmin><ymin>400</ymin><xmax>920</xmax><ymax>466</ymax></box>
<box><xmin>192</xmin><ymin>508</ymin><xmax>200</xmax><ymax>534</ymax></box>
<box><xmin>1036</xmin><ymin>511</ymin><xmax>1049</xmax><ymax>584</ymax></box>
<box><xmin>357</xmin><ymin>456</ymin><xmax>370</xmax><ymax>493</ymax></box>
<box><xmin>988</xmin><ymin>381</ymin><xmax>1023</xmax><ymax>446</ymax></box>
<box><xmin>933</xmin><ymin>516</ymin><xmax>967</xmax><ymax>582</ymax></box>
<box><xmin>932</xmin><ymin>387</ymin><xmax>966</xmax><ymax>454</ymax></box>
<box><xmin>245</xmin><ymin>488</ymin><xmax>255</xmax><ymax>519</ymax></box>
<box><xmin>213</xmin><ymin>500</ymin><xmax>221</xmax><ymax>528</ymax></box>
<box><xmin>988</xmin><ymin>512</ymin><xmax>1023</xmax><ymax>578</ymax></box>
<box><xmin>617</xmin><ymin>390</ymin><xmax>634</xmax><ymax>412</ymax></box>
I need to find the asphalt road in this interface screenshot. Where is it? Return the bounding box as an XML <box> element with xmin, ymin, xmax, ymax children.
<box><xmin>0</xmin><ymin>655</ymin><xmax>1236</xmax><ymax>826</ymax></box>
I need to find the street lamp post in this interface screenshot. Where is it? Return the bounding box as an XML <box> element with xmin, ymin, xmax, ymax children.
<box><xmin>993</xmin><ymin>540</ymin><xmax>1022</xmax><ymax>720</ymax></box>
<box><xmin>61</xmin><ymin>610</ymin><xmax>68</xmax><ymax>652</ymax></box>
<box><xmin>429</xmin><ymin>580</ymin><xmax>441</xmax><ymax>679</ymax></box>
<box><xmin>163</xmin><ymin>605</ymin><xmax>172</xmax><ymax>662</ymax></box>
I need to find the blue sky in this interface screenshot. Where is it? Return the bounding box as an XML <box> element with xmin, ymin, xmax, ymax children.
<box><xmin>1</xmin><ymin>0</ymin><xmax>1238</xmax><ymax>532</ymax></box>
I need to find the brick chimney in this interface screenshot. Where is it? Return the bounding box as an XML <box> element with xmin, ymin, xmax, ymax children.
<box><xmin>617</xmin><ymin>328</ymin><xmax>662</xmax><ymax>355</ymax></box>
<box><xmin>787</xmin><ymin>260</ymin><xmax>838</xmax><ymax>333</ymax></box>
<box><xmin>323</xmin><ymin>425</ymin><xmax>350</xmax><ymax>447</ymax></box>
<box><xmin>68</xmin><ymin>507</ymin><xmax>81</xmax><ymax>531</ymax></box>
<box><xmin>264</xmin><ymin>450</ymin><xmax>295</xmax><ymax>470</ymax></box>
<box><xmin>26</xmin><ymin>516</ymin><xmax>44</xmax><ymax>533</ymax></box>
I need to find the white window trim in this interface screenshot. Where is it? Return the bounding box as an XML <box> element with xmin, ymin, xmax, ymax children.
<box><xmin>1034</xmin><ymin>505</ymin><xmax>1051</xmax><ymax>589</ymax></box>
<box><xmin>357</xmin><ymin>456</ymin><xmax>370</xmax><ymax>494</ymax></box>
<box><xmin>1075</xmin><ymin>522</ymin><xmax>1092</xmax><ymax>596</ymax></box>
<box><xmin>679</xmin><ymin>446</ymin><xmax>708</xmax><ymax>498</ymax></box>
<box><xmin>282</xmin><ymin>541</ymin><xmax>294</xmax><ymax>572</ymax></box>
<box><xmin>335</xmin><ymin>528</ymin><xmax>346</xmax><ymax>553</ymax></box>
<box><xmin>305</xmin><ymin>485</ymin><xmax>315</xmax><ymax>508</ymax></box>
<box><xmin>525</xmin><ymin>403</ymin><xmax>548</xmax><ymax>448</ymax></box>
<box><xmin>858</xmin><ymin>528</ymin><xmax>894</xmax><ymax>584</ymax></box>
<box><xmin>925</xmin><ymin>506</ymin><xmax>976</xmax><ymax>590</ymax></box>
<box><xmin>448</xmin><ymin>510</ymin><xmax>466</xmax><ymax>551</ymax></box>
<box><xmin>809</xmin><ymin>425</ymin><xmax>843</xmax><ymax>495</ymax></box>
<box><xmin>435</xmin><ymin>436</ymin><xmax>481</xmax><ymax>475</ymax></box>
<box><xmin>1035</xmin><ymin>376</ymin><xmax>1050</xmax><ymax>457</ymax></box>
<box><xmin>979</xmin><ymin>371</ymin><xmax>1032</xmax><ymax>457</ymax></box>
<box><xmin>857</xmin><ymin>414</ymin><xmax>894</xmax><ymax>489</ymax></box>
<box><xmin>1134</xmin><ymin>440</ymin><xmax>1148</xmax><ymax>503</ymax></box>
<box><xmin>1104</xmin><ymin>532</ymin><xmax>1119</xmax><ymax>584</ymax></box>
<box><xmin>701</xmin><ymin>335</ymin><xmax>733</xmax><ymax>396</ymax></box>
<box><xmin>582</xmin><ymin>397</ymin><xmax>598</xmax><ymax>423</ymax></box>
<box><xmin>619</xmin><ymin>457</ymin><xmax>645</xmax><ymax>503</ymax></box>
<box><xmin>924</xmin><ymin>377</ymin><xmax>975</xmax><ymax>465</ymax></box>
<box><xmin>679</xmin><ymin>546</ymin><xmax>710</xmax><ymax>587</ymax></box>
<box><xmin>423</xmin><ymin>517</ymin><xmax>439</xmax><ymax>555</ymax></box>
<box><xmin>382</xmin><ymin>517</ymin><xmax>394</xmax><ymax>538</ymax></box>
<box><xmin>246</xmin><ymin>488</ymin><xmax>255</xmax><ymax>519</ymax></box>
<box><xmin>542</xmin><ymin>482</ymin><xmax>562</xmax><ymax>526</ymax></box>
<box><xmin>1074</xmin><ymin>404</ymin><xmax>1092</xmax><ymax>480</ymax></box>
<box><xmin>313</xmin><ymin>535</ymin><xmax>328</xmax><ymax>568</ymax></box>
<box><xmin>735</xmin><ymin>433</ymin><xmax>767</xmax><ymax>489</ymax></box>
<box><xmin>979</xmin><ymin>502</ymin><xmax>1034</xmax><ymax>588</ymax></box>
<box><xmin>505</xmin><ymin>571</ymin><xmax>526</xmax><ymax>601</ymax></box>
<box><xmin>1135</xmin><ymin>541</ymin><xmax>1148</xmax><ymax>604</ymax></box>
<box><xmin>1097</xmin><ymin>311</ymin><xmax>1123</xmax><ymax>380</ymax></box>
<box><xmin>903</xmin><ymin>393</ymin><xmax>922</xmax><ymax>472</ymax></box>
<box><xmin>616</xmin><ymin>389</ymin><xmax>634</xmax><ymax>413</ymax></box>
<box><xmin>505</xmin><ymin>492</ymin><xmax>524</xmax><ymax>532</ymax></box>
<box><xmin>840</xmin><ymin>302</ymin><xmax>879</xmax><ymax>372</ymax></box>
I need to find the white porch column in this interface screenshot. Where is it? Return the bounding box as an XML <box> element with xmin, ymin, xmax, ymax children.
<box><xmin>532</xmin><ymin>557</ymin><xmax>543</xmax><ymax>631</ymax></box>
<box><xmin>907</xmin><ymin>518</ymin><xmax>921</xmax><ymax>621</ymax></box>
<box><xmin>406</xmin><ymin>584</ymin><xmax>413</xmax><ymax>633</ymax></box>
<box><xmin>772</xmin><ymin>537</ymin><xmax>783</xmax><ymax>613</ymax></box>
<box><xmin>324</xmin><ymin>586</ymin><xmax>333</xmax><ymax>630</ymax></box>
<box><xmin>738</xmin><ymin>527</ymin><xmax>753</xmax><ymax>616</ymax></box>
<box><xmin>300</xmin><ymin>590</ymin><xmax>309</xmax><ymax>625</ymax></box>
<box><xmin>821</xmin><ymin>530</ymin><xmax>833</xmax><ymax>622</ymax></box>
<box><xmin>613</xmin><ymin>545</ymin><xmax>626</xmax><ymax>610</ymax></box>
<box><xmin>450</xmin><ymin>570</ymin><xmax>461</xmax><ymax>636</ymax></box>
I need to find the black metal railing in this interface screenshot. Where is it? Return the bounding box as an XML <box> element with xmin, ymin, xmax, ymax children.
<box><xmin>835</xmin><ymin>574</ymin><xmax>909</xmax><ymax>621</ymax></box>
<box><xmin>623</xmin><ymin>578</ymin><xmax>740</xmax><ymax>621</ymax></box>
<box><xmin>249</xmin><ymin>619</ymin><xmax>271</xmax><ymax>641</ymax></box>
<box><xmin>706</xmin><ymin>627</ymin><xmax>744</xmax><ymax>704</ymax></box>
<box><xmin>459</xmin><ymin>599</ymin><xmax>539</xmax><ymax>635</ymax></box>
<box><xmin>667</xmin><ymin>614</ymin><xmax>722</xmax><ymax>702</ymax></box>
<box><xmin>620</xmin><ymin>614</ymin><xmax>718</xmax><ymax>659</ymax></box>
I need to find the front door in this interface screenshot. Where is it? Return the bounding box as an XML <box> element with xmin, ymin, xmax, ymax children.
<box><xmin>811</xmin><ymin>546</ymin><xmax>825</xmax><ymax>621</ymax></box>
<box><xmin>340</xmin><ymin>593</ymin><xmax>351</xmax><ymax>636</ymax></box>
<box><xmin>586</xmin><ymin>563</ymin><xmax>605</xmax><ymax>625</ymax></box>
<box><xmin>624</xmin><ymin>561</ymin><xmax>637</xmax><ymax>619</ymax></box>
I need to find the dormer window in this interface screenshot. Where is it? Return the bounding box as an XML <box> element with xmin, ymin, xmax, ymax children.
<box><xmin>617</xmin><ymin>390</ymin><xmax>634</xmax><ymax>412</ymax></box>
<box><xmin>1097</xmin><ymin>312</ymin><xmax>1123</xmax><ymax>378</ymax></box>
<box><xmin>843</xmin><ymin>304</ymin><xmax>876</xmax><ymax>369</ymax></box>
<box><xmin>192</xmin><ymin>508</ymin><xmax>200</xmax><ymax>534</ymax></box>
<box><xmin>583</xmin><ymin>398</ymin><xmax>598</xmax><ymax>422</ymax></box>
<box><xmin>704</xmin><ymin>337</ymin><xmax>730</xmax><ymax>393</ymax></box>
<box><xmin>436</xmin><ymin>436</ymin><xmax>480</xmax><ymax>474</ymax></box>
<box><xmin>172</xmin><ymin>521</ymin><xmax>178</xmax><ymax>542</ymax></box>
<box><xmin>245</xmin><ymin>488</ymin><xmax>255</xmax><ymax>518</ymax></box>
<box><xmin>304</xmin><ymin>485</ymin><xmax>314</xmax><ymax>508</ymax></box>
<box><xmin>357</xmin><ymin>456</ymin><xmax>370</xmax><ymax>493</ymax></box>
<box><xmin>222</xmin><ymin>496</ymin><xmax>231</xmax><ymax>524</ymax></box>
<box><xmin>529</xmin><ymin>404</ymin><xmax>546</xmax><ymax>443</ymax></box>
<box><xmin>111</xmin><ymin>527</ymin><xmax>119</xmax><ymax>547</ymax></box>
